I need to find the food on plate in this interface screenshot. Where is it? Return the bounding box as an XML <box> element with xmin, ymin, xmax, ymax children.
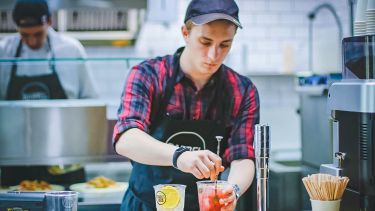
<box><xmin>18</xmin><ymin>180</ymin><xmax>52</xmax><ymax>191</ymax></box>
<box><xmin>69</xmin><ymin>176</ymin><xmax>128</xmax><ymax>195</ymax></box>
<box><xmin>87</xmin><ymin>176</ymin><xmax>117</xmax><ymax>188</ymax></box>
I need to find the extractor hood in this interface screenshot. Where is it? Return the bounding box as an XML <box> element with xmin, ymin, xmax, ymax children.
<box><xmin>0</xmin><ymin>0</ymin><xmax>147</xmax><ymax>10</ymax></box>
<box><xmin>0</xmin><ymin>0</ymin><xmax>147</xmax><ymax>45</ymax></box>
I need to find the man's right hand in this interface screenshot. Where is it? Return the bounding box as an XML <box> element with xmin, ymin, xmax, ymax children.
<box><xmin>176</xmin><ymin>150</ymin><xmax>224</xmax><ymax>180</ymax></box>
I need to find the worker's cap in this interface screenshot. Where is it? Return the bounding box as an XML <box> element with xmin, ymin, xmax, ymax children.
<box><xmin>184</xmin><ymin>0</ymin><xmax>242</xmax><ymax>28</ymax></box>
<box><xmin>13</xmin><ymin>0</ymin><xmax>51</xmax><ymax>27</ymax></box>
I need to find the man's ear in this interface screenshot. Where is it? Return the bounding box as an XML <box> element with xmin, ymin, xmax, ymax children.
<box><xmin>181</xmin><ymin>25</ymin><xmax>189</xmax><ymax>42</ymax></box>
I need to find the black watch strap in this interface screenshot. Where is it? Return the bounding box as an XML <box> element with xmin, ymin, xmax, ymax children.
<box><xmin>172</xmin><ymin>147</ymin><xmax>190</xmax><ymax>169</ymax></box>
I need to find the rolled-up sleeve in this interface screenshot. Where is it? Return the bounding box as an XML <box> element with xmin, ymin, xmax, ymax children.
<box><xmin>112</xmin><ymin>63</ymin><xmax>156</xmax><ymax>145</ymax></box>
<box><xmin>223</xmin><ymin>83</ymin><xmax>260</xmax><ymax>164</ymax></box>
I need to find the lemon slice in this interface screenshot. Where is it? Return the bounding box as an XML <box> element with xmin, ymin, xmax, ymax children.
<box><xmin>158</xmin><ymin>185</ymin><xmax>180</xmax><ymax>209</ymax></box>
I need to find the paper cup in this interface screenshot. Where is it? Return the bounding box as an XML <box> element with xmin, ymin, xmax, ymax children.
<box><xmin>310</xmin><ymin>199</ymin><xmax>341</xmax><ymax>211</ymax></box>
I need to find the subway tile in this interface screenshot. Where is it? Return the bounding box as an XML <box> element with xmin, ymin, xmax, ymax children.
<box><xmin>255</xmin><ymin>13</ymin><xmax>280</xmax><ymax>24</ymax></box>
<box><xmin>280</xmin><ymin>13</ymin><xmax>309</xmax><ymax>26</ymax></box>
<box><xmin>293</xmin><ymin>0</ymin><xmax>319</xmax><ymax>13</ymax></box>
<box><xmin>269</xmin><ymin>0</ymin><xmax>293</xmax><ymax>12</ymax></box>
<box><xmin>294</xmin><ymin>26</ymin><xmax>309</xmax><ymax>38</ymax></box>
<box><xmin>268</xmin><ymin>26</ymin><xmax>294</xmax><ymax>37</ymax></box>
<box><xmin>239</xmin><ymin>0</ymin><xmax>268</xmax><ymax>12</ymax></box>
<box><xmin>255</xmin><ymin>40</ymin><xmax>281</xmax><ymax>51</ymax></box>
<box><xmin>240</xmin><ymin>26</ymin><xmax>269</xmax><ymax>38</ymax></box>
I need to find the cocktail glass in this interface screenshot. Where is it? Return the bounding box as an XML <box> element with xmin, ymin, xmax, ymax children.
<box><xmin>154</xmin><ymin>184</ymin><xmax>186</xmax><ymax>211</ymax></box>
<box><xmin>197</xmin><ymin>180</ymin><xmax>232</xmax><ymax>211</ymax></box>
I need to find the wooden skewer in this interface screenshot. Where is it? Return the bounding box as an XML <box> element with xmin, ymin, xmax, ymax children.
<box><xmin>302</xmin><ymin>174</ymin><xmax>350</xmax><ymax>201</ymax></box>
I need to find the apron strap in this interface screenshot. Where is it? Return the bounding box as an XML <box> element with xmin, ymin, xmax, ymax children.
<box><xmin>10</xmin><ymin>35</ymin><xmax>56</xmax><ymax>77</ymax></box>
<box><xmin>9</xmin><ymin>39</ymin><xmax>23</xmax><ymax>78</ymax></box>
<box><xmin>150</xmin><ymin>47</ymin><xmax>183</xmax><ymax>129</ymax></box>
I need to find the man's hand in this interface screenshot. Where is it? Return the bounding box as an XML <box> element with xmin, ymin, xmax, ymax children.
<box><xmin>218</xmin><ymin>185</ymin><xmax>237</xmax><ymax>211</ymax></box>
<box><xmin>176</xmin><ymin>150</ymin><xmax>224</xmax><ymax>179</ymax></box>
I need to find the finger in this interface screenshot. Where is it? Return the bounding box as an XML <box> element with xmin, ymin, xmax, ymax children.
<box><xmin>220</xmin><ymin>201</ymin><xmax>234</xmax><ymax>211</ymax></box>
<box><xmin>191</xmin><ymin>167</ymin><xmax>204</xmax><ymax>179</ymax></box>
<box><xmin>207</xmin><ymin>152</ymin><xmax>222</xmax><ymax>175</ymax></box>
<box><xmin>201</xmin><ymin>158</ymin><xmax>216</xmax><ymax>181</ymax></box>
<box><xmin>207</xmin><ymin>151</ymin><xmax>222</xmax><ymax>164</ymax></box>
<box><xmin>202</xmin><ymin>157</ymin><xmax>215</xmax><ymax>171</ymax></box>
<box><xmin>195</xmin><ymin>160</ymin><xmax>211</xmax><ymax>178</ymax></box>
<box><xmin>219</xmin><ymin>191</ymin><xmax>236</xmax><ymax>205</ymax></box>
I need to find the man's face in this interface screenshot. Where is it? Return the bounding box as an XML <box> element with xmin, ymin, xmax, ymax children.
<box><xmin>183</xmin><ymin>20</ymin><xmax>237</xmax><ymax>76</ymax></box>
<box><xmin>17</xmin><ymin>23</ymin><xmax>49</xmax><ymax>50</ymax></box>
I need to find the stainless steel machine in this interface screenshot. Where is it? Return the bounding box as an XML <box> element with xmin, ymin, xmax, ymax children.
<box><xmin>0</xmin><ymin>99</ymin><xmax>125</xmax><ymax>210</ymax></box>
<box><xmin>0</xmin><ymin>99</ymin><xmax>108</xmax><ymax>166</ymax></box>
<box><xmin>321</xmin><ymin>35</ymin><xmax>375</xmax><ymax>211</ymax></box>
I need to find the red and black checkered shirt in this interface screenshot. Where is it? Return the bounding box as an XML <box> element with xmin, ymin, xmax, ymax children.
<box><xmin>113</xmin><ymin>53</ymin><xmax>260</xmax><ymax>164</ymax></box>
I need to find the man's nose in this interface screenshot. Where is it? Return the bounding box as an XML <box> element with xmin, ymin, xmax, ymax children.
<box><xmin>207</xmin><ymin>46</ymin><xmax>218</xmax><ymax>61</ymax></box>
<box><xmin>26</xmin><ymin>37</ymin><xmax>37</xmax><ymax>47</ymax></box>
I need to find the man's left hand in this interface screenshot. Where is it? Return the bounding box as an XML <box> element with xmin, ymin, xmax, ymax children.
<box><xmin>219</xmin><ymin>185</ymin><xmax>237</xmax><ymax>211</ymax></box>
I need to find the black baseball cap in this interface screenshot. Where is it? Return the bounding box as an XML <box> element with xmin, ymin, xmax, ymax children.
<box><xmin>184</xmin><ymin>0</ymin><xmax>242</xmax><ymax>29</ymax></box>
<box><xmin>13</xmin><ymin>0</ymin><xmax>51</xmax><ymax>27</ymax></box>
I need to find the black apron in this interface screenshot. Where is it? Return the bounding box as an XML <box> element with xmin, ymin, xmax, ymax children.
<box><xmin>6</xmin><ymin>37</ymin><xmax>67</xmax><ymax>100</ymax></box>
<box><xmin>1</xmin><ymin>38</ymin><xmax>84</xmax><ymax>186</ymax></box>
<box><xmin>121</xmin><ymin>48</ymin><xmax>230</xmax><ymax>211</ymax></box>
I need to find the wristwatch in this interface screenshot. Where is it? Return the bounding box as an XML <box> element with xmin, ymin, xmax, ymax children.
<box><xmin>172</xmin><ymin>146</ymin><xmax>190</xmax><ymax>169</ymax></box>
<box><xmin>232</xmin><ymin>184</ymin><xmax>241</xmax><ymax>199</ymax></box>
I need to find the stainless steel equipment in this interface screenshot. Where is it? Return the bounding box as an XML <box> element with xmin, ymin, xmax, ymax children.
<box><xmin>255</xmin><ymin>124</ymin><xmax>270</xmax><ymax>211</ymax></box>
<box><xmin>0</xmin><ymin>99</ymin><xmax>108</xmax><ymax>166</ymax></box>
<box><xmin>320</xmin><ymin>35</ymin><xmax>375</xmax><ymax>211</ymax></box>
<box><xmin>0</xmin><ymin>0</ymin><xmax>146</xmax><ymax>41</ymax></box>
<box><xmin>0</xmin><ymin>191</ymin><xmax>120</xmax><ymax>210</ymax></box>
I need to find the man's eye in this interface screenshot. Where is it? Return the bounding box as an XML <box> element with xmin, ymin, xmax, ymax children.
<box><xmin>220</xmin><ymin>44</ymin><xmax>230</xmax><ymax>48</ymax></box>
<box><xmin>201</xmin><ymin>42</ymin><xmax>211</xmax><ymax>46</ymax></box>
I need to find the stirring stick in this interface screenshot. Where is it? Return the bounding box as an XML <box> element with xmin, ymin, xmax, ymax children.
<box><xmin>214</xmin><ymin>136</ymin><xmax>223</xmax><ymax>203</ymax></box>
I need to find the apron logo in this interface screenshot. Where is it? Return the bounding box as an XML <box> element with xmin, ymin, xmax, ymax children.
<box><xmin>156</xmin><ymin>191</ymin><xmax>167</xmax><ymax>205</ymax></box>
<box><xmin>20</xmin><ymin>81</ymin><xmax>50</xmax><ymax>100</ymax></box>
<box><xmin>166</xmin><ymin>131</ymin><xmax>206</xmax><ymax>151</ymax></box>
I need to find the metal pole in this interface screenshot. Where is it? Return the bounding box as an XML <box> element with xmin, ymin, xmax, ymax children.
<box><xmin>255</xmin><ymin>124</ymin><xmax>270</xmax><ymax>211</ymax></box>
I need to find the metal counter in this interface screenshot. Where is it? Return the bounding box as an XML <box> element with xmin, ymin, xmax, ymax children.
<box><xmin>0</xmin><ymin>99</ymin><xmax>108</xmax><ymax>166</ymax></box>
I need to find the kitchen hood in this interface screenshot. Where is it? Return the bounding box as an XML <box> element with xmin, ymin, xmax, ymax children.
<box><xmin>0</xmin><ymin>0</ymin><xmax>146</xmax><ymax>10</ymax></box>
<box><xmin>0</xmin><ymin>0</ymin><xmax>147</xmax><ymax>45</ymax></box>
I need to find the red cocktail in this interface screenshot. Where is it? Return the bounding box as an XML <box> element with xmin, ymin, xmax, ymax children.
<box><xmin>196</xmin><ymin>180</ymin><xmax>231</xmax><ymax>211</ymax></box>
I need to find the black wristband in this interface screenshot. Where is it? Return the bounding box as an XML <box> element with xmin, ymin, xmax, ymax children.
<box><xmin>172</xmin><ymin>147</ymin><xmax>190</xmax><ymax>169</ymax></box>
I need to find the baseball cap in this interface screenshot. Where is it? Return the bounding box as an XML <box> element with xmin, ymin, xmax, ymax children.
<box><xmin>13</xmin><ymin>0</ymin><xmax>51</xmax><ymax>27</ymax></box>
<box><xmin>184</xmin><ymin>0</ymin><xmax>242</xmax><ymax>29</ymax></box>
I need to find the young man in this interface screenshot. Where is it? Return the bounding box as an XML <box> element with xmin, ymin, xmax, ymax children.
<box><xmin>0</xmin><ymin>0</ymin><xmax>97</xmax><ymax>100</ymax></box>
<box><xmin>113</xmin><ymin>0</ymin><xmax>260</xmax><ymax>210</ymax></box>
<box><xmin>0</xmin><ymin>0</ymin><xmax>97</xmax><ymax>185</ymax></box>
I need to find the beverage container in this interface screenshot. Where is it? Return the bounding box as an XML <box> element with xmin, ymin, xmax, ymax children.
<box><xmin>311</xmin><ymin>199</ymin><xmax>341</xmax><ymax>211</ymax></box>
<box><xmin>45</xmin><ymin>191</ymin><xmax>78</xmax><ymax>211</ymax></box>
<box><xmin>153</xmin><ymin>184</ymin><xmax>186</xmax><ymax>211</ymax></box>
<box><xmin>196</xmin><ymin>180</ymin><xmax>232</xmax><ymax>211</ymax></box>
